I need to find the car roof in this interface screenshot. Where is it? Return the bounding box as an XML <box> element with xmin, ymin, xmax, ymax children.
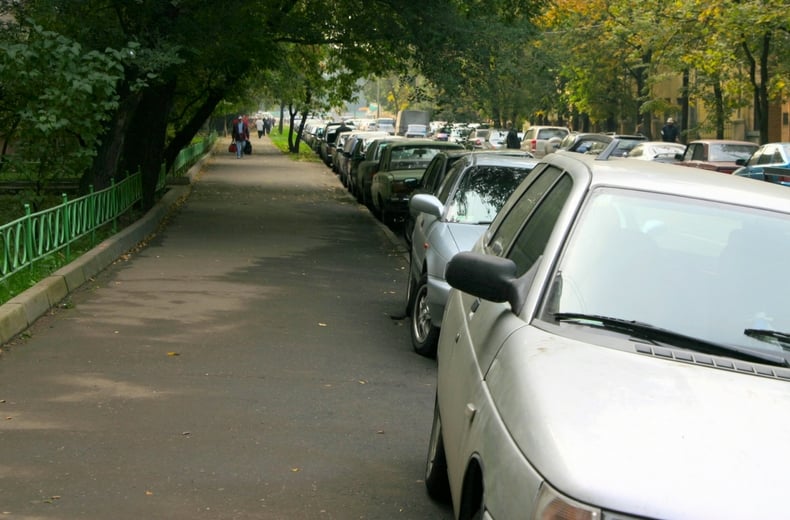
<box><xmin>549</xmin><ymin>148</ymin><xmax>790</xmax><ymax>214</ymax></box>
<box><xmin>389</xmin><ymin>139</ymin><xmax>463</xmax><ymax>148</ymax></box>
<box><xmin>686</xmin><ymin>139</ymin><xmax>758</xmax><ymax>146</ymax></box>
<box><xmin>467</xmin><ymin>152</ymin><xmax>540</xmax><ymax>168</ymax></box>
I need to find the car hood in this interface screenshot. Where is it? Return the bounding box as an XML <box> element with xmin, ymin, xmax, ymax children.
<box><xmin>488</xmin><ymin>326</ymin><xmax>790</xmax><ymax>519</ymax></box>
<box><xmin>428</xmin><ymin>222</ymin><xmax>489</xmax><ymax>271</ymax></box>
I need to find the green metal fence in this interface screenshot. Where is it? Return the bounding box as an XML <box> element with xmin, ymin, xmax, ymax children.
<box><xmin>0</xmin><ymin>133</ymin><xmax>216</xmax><ymax>284</ymax></box>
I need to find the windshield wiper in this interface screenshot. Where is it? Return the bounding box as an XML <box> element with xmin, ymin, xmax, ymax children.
<box><xmin>744</xmin><ymin>328</ymin><xmax>790</xmax><ymax>349</ymax></box>
<box><xmin>554</xmin><ymin>312</ymin><xmax>790</xmax><ymax>367</ymax></box>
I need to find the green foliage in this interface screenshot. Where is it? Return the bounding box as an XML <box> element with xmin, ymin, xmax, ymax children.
<box><xmin>0</xmin><ymin>23</ymin><xmax>125</xmax><ymax>189</ymax></box>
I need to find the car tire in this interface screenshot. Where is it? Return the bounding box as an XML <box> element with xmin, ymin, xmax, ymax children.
<box><xmin>411</xmin><ymin>274</ymin><xmax>439</xmax><ymax>358</ymax></box>
<box><xmin>425</xmin><ymin>395</ymin><xmax>451</xmax><ymax>502</ymax></box>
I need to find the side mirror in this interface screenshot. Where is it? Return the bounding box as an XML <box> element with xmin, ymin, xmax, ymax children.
<box><xmin>410</xmin><ymin>194</ymin><xmax>443</xmax><ymax>218</ymax></box>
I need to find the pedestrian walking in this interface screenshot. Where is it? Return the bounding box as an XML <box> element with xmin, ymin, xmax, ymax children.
<box><xmin>232</xmin><ymin>116</ymin><xmax>249</xmax><ymax>158</ymax></box>
<box><xmin>256</xmin><ymin>118</ymin><xmax>264</xmax><ymax>139</ymax></box>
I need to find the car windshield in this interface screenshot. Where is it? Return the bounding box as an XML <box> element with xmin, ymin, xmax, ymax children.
<box><xmin>709</xmin><ymin>144</ymin><xmax>757</xmax><ymax>162</ymax></box>
<box><xmin>546</xmin><ymin>188</ymin><xmax>790</xmax><ymax>354</ymax></box>
<box><xmin>445</xmin><ymin>165</ymin><xmax>532</xmax><ymax>224</ymax></box>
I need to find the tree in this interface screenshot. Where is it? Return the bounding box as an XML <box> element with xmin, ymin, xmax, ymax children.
<box><xmin>0</xmin><ymin>22</ymin><xmax>125</xmax><ymax>206</ymax></box>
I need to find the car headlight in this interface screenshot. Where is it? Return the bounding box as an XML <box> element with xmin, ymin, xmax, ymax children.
<box><xmin>533</xmin><ymin>482</ymin><xmax>601</xmax><ymax>520</ymax></box>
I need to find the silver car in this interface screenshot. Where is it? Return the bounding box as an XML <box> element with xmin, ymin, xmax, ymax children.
<box><xmin>426</xmin><ymin>142</ymin><xmax>790</xmax><ymax>519</ymax></box>
<box><xmin>406</xmin><ymin>153</ymin><xmax>537</xmax><ymax>357</ymax></box>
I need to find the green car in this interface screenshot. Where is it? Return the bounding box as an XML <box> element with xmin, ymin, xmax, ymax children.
<box><xmin>370</xmin><ymin>139</ymin><xmax>464</xmax><ymax>226</ymax></box>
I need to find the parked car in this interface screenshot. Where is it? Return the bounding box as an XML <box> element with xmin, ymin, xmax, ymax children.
<box><xmin>626</xmin><ymin>140</ymin><xmax>686</xmax><ymax>162</ymax></box>
<box><xmin>342</xmin><ymin>132</ymin><xmax>390</xmax><ymax>194</ymax></box>
<box><xmin>370</xmin><ymin>140</ymin><xmax>464</xmax><ymax>226</ymax></box>
<box><xmin>403</xmin><ymin>150</ymin><xmax>472</xmax><ymax>248</ymax></box>
<box><xmin>432</xmin><ymin>126</ymin><xmax>451</xmax><ymax>141</ymax></box>
<box><xmin>487</xmin><ymin>129</ymin><xmax>507</xmax><ymax>149</ymax></box>
<box><xmin>465</xmin><ymin>128</ymin><xmax>493</xmax><ymax>150</ymax></box>
<box><xmin>331</xmin><ymin>130</ymin><xmax>354</xmax><ymax>175</ymax></box>
<box><xmin>406</xmin><ymin>153</ymin><xmax>537</xmax><ymax>357</ymax></box>
<box><xmin>354</xmin><ymin>136</ymin><xmax>406</xmax><ymax>206</ymax></box>
<box><xmin>520</xmin><ymin>125</ymin><xmax>571</xmax><ymax>157</ymax></box>
<box><xmin>675</xmin><ymin>139</ymin><xmax>759</xmax><ymax>173</ymax></box>
<box><xmin>425</xmin><ymin>139</ymin><xmax>790</xmax><ymax>519</ymax></box>
<box><xmin>405</xmin><ymin>124</ymin><xmax>428</xmax><ymax>138</ymax></box>
<box><xmin>556</xmin><ymin>132</ymin><xmax>612</xmax><ymax>154</ymax></box>
<box><xmin>319</xmin><ymin>122</ymin><xmax>351</xmax><ymax>167</ymax></box>
<box><xmin>734</xmin><ymin>142</ymin><xmax>790</xmax><ymax>186</ymax></box>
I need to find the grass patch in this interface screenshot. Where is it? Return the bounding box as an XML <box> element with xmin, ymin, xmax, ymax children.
<box><xmin>0</xmin><ymin>220</ymin><xmax>121</xmax><ymax>305</ymax></box>
<box><xmin>268</xmin><ymin>128</ymin><xmax>321</xmax><ymax>162</ymax></box>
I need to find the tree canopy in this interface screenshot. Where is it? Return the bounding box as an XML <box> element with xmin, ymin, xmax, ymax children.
<box><xmin>1</xmin><ymin>0</ymin><xmax>788</xmax><ymax>207</ymax></box>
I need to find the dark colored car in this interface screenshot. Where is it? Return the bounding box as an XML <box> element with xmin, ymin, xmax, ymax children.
<box><xmin>734</xmin><ymin>142</ymin><xmax>790</xmax><ymax>186</ymax></box>
<box><xmin>370</xmin><ymin>139</ymin><xmax>465</xmax><ymax>226</ymax></box>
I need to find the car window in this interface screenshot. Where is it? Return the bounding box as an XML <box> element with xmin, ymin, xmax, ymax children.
<box><xmin>444</xmin><ymin>165</ymin><xmax>533</xmax><ymax>224</ymax></box>
<box><xmin>506</xmin><ymin>175</ymin><xmax>573</xmax><ymax>276</ymax></box>
<box><xmin>421</xmin><ymin>156</ymin><xmax>444</xmax><ymax>191</ymax></box>
<box><xmin>436</xmin><ymin>159</ymin><xmax>468</xmax><ymax>204</ymax></box>
<box><xmin>544</xmin><ymin>188</ymin><xmax>790</xmax><ymax>352</ymax></box>
<box><xmin>709</xmin><ymin>144</ymin><xmax>756</xmax><ymax>162</ymax></box>
<box><xmin>538</xmin><ymin>129</ymin><xmax>568</xmax><ymax>140</ymax></box>
<box><xmin>488</xmin><ymin>166</ymin><xmax>564</xmax><ymax>257</ymax></box>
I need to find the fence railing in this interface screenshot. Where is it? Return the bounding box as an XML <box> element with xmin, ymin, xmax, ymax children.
<box><xmin>0</xmin><ymin>132</ymin><xmax>216</xmax><ymax>284</ymax></box>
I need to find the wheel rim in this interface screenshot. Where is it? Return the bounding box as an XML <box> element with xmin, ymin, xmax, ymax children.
<box><xmin>412</xmin><ymin>284</ymin><xmax>432</xmax><ymax>343</ymax></box>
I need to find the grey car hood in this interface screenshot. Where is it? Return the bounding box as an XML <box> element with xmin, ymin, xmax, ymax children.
<box><xmin>427</xmin><ymin>222</ymin><xmax>489</xmax><ymax>272</ymax></box>
<box><xmin>487</xmin><ymin>325</ymin><xmax>790</xmax><ymax>519</ymax></box>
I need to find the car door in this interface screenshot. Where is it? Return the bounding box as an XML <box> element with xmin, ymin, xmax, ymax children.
<box><xmin>438</xmin><ymin>166</ymin><xmax>578</xmax><ymax>470</ymax></box>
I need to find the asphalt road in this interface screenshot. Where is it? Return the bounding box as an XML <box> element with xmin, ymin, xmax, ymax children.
<box><xmin>0</xmin><ymin>137</ymin><xmax>452</xmax><ymax>519</ymax></box>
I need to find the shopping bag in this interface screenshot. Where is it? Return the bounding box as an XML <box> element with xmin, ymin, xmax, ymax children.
<box><xmin>244</xmin><ymin>140</ymin><xmax>252</xmax><ymax>154</ymax></box>
<box><xmin>228</xmin><ymin>142</ymin><xmax>237</xmax><ymax>153</ymax></box>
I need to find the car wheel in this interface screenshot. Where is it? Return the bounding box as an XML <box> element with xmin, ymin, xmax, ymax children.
<box><xmin>411</xmin><ymin>274</ymin><xmax>439</xmax><ymax>358</ymax></box>
<box><xmin>425</xmin><ymin>394</ymin><xmax>451</xmax><ymax>502</ymax></box>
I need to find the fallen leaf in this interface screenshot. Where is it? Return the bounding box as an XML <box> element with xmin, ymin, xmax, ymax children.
<box><xmin>291</xmin><ymin>467</ymin><xmax>300</xmax><ymax>472</ymax></box>
<box><xmin>167</xmin><ymin>352</ymin><xmax>180</xmax><ymax>356</ymax></box>
<box><xmin>318</xmin><ymin>322</ymin><xmax>327</xmax><ymax>327</ymax></box>
<box><xmin>145</xmin><ymin>490</ymin><xmax>154</xmax><ymax>496</ymax></box>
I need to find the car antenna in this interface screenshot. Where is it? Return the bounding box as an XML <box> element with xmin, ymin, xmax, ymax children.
<box><xmin>595</xmin><ymin>138</ymin><xmax>622</xmax><ymax>161</ymax></box>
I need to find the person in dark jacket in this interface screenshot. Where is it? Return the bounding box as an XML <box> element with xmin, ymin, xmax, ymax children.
<box><xmin>661</xmin><ymin>117</ymin><xmax>680</xmax><ymax>143</ymax></box>
<box><xmin>506</xmin><ymin>124</ymin><xmax>521</xmax><ymax>149</ymax></box>
<box><xmin>231</xmin><ymin>116</ymin><xmax>249</xmax><ymax>158</ymax></box>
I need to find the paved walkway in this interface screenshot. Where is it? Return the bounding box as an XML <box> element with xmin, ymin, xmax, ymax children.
<box><xmin>0</xmin><ymin>136</ymin><xmax>449</xmax><ymax>519</ymax></box>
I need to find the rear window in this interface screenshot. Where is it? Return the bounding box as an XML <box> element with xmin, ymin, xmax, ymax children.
<box><xmin>537</xmin><ymin>128</ymin><xmax>568</xmax><ymax>140</ymax></box>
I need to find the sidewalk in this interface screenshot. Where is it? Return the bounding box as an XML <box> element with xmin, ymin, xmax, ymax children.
<box><xmin>0</xmin><ymin>134</ymin><xmax>442</xmax><ymax>519</ymax></box>
<box><xmin>0</xmin><ymin>161</ymin><xmax>201</xmax><ymax>347</ymax></box>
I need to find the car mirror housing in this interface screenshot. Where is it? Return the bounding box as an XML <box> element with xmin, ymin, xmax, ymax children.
<box><xmin>410</xmin><ymin>194</ymin><xmax>443</xmax><ymax>218</ymax></box>
<box><xmin>445</xmin><ymin>252</ymin><xmax>539</xmax><ymax>314</ymax></box>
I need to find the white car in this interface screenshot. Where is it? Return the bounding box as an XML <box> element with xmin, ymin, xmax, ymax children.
<box><xmin>426</xmin><ymin>140</ymin><xmax>790</xmax><ymax>519</ymax></box>
<box><xmin>626</xmin><ymin>140</ymin><xmax>686</xmax><ymax>162</ymax></box>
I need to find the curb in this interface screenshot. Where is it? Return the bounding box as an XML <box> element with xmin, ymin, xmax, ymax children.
<box><xmin>0</xmin><ymin>154</ymin><xmax>210</xmax><ymax>347</ymax></box>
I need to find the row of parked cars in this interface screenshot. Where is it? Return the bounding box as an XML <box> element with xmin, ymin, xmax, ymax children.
<box><xmin>306</xmin><ymin>120</ymin><xmax>790</xmax><ymax>519</ymax></box>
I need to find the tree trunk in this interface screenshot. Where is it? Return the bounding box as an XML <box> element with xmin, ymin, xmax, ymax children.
<box><xmin>163</xmin><ymin>89</ymin><xmax>225</xmax><ymax>171</ymax></box>
<box><xmin>714</xmin><ymin>81</ymin><xmax>724</xmax><ymax>139</ymax></box>
<box><xmin>83</xmin><ymin>88</ymin><xmax>142</xmax><ymax>193</ymax></box>
<box><xmin>121</xmin><ymin>80</ymin><xmax>176</xmax><ymax>211</ymax></box>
